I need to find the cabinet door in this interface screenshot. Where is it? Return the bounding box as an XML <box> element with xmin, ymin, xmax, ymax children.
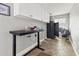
<box><xmin>45</xmin><ymin>10</ymin><xmax>49</xmax><ymax>23</ymax></box>
<box><xmin>41</xmin><ymin>7</ymin><xmax>49</xmax><ymax>23</ymax></box>
<box><xmin>14</xmin><ymin>3</ymin><xmax>49</xmax><ymax>22</ymax></box>
<box><xmin>30</xmin><ymin>33</ymin><xmax>37</xmax><ymax>43</ymax></box>
<box><xmin>20</xmin><ymin>3</ymin><xmax>41</xmax><ymax>21</ymax></box>
<box><xmin>31</xmin><ymin>4</ymin><xmax>42</xmax><ymax>21</ymax></box>
<box><xmin>20</xmin><ymin>3</ymin><xmax>34</xmax><ymax>17</ymax></box>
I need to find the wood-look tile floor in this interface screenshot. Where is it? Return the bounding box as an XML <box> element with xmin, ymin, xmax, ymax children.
<box><xmin>26</xmin><ymin>37</ymin><xmax>76</xmax><ymax>56</ymax></box>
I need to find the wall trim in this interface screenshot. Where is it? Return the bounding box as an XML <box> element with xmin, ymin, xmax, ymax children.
<box><xmin>69</xmin><ymin>37</ymin><xmax>79</xmax><ymax>56</ymax></box>
<box><xmin>16</xmin><ymin>39</ymin><xmax>45</xmax><ymax>56</ymax></box>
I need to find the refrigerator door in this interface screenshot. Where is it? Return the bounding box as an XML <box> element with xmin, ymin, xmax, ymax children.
<box><xmin>54</xmin><ymin>22</ymin><xmax>59</xmax><ymax>37</ymax></box>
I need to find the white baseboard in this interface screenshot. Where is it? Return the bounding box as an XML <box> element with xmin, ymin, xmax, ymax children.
<box><xmin>69</xmin><ymin>37</ymin><xmax>79</xmax><ymax>56</ymax></box>
<box><xmin>16</xmin><ymin>39</ymin><xmax>45</xmax><ymax>56</ymax></box>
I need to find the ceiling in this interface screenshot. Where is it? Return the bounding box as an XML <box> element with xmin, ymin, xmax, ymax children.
<box><xmin>40</xmin><ymin>3</ymin><xmax>73</xmax><ymax>15</ymax></box>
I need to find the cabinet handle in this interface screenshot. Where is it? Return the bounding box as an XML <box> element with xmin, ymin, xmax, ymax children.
<box><xmin>35</xmin><ymin>34</ymin><xmax>37</xmax><ymax>37</ymax></box>
<box><xmin>27</xmin><ymin>35</ymin><xmax>31</xmax><ymax>37</ymax></box>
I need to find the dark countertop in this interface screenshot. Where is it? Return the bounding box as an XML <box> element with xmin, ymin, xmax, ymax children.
<box><xmin>10</xmin><ymin>29</ymin><xmax>44</xmax><ymax>36</ymax></box>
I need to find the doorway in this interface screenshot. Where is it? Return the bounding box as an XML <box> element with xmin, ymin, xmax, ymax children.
<box><xmin>53</xmin><ymin>13</ymin><xmax>70</xmax><ymax>39</ymax></box>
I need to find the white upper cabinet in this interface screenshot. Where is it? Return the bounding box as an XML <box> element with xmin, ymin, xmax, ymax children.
<box><xmin>34</xmin><ymin>4</ymin><xmax>42</xmax><ymax>21</ymax></box>
<box><xmin>41</xmin><ymin>6</ymin><xmax>49</xmax><ymax>23</ymax></box>
<box><xmin>20</xmin><ymin>3</ymin><xmax>42</xmax><ymax>20</ymax></box>
<box><xmin>19</xmin><ymin>3</ymin><xmax>33</xmax><ymax>18</ymax></box>
<box><xmin>13</xmin><ymin>3</ymin><xmax>49</xmax><ymax>23</ymax></box>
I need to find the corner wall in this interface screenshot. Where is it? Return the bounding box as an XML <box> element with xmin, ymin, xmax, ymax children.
<box><xmin>70</xmin><ymin>3</ymin><xmax>79</xmax><ymax>55</ymax></box>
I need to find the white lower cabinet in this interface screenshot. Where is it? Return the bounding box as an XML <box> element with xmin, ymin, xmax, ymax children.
<box><xmin>16</xmin><ymin>33</ymin><xmax>37</xmax><ymax>54</ymax></box>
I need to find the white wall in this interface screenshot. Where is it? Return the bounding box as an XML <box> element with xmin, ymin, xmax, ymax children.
<box><xmin>0</xmin><ymin>3</ymin><xmax>47</xmax><ymax>56</ymax></box>
<box><xmin>51</xmin><ymin>13</ymin><xmax>70</xmax><ymax>29</ymax></box>
<box><xmin>70</xmin><ymin>3</ymin><xmax>79</xmax><ymax>55</ymax></box>
<box><xmin>40</xmin><ymin>3</ymin><xmax>73</xmax><ymax>15</ymax></box>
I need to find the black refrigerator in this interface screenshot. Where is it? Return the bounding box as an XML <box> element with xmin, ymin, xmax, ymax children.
<box><xmin>47</xmin><ymin>21</ymin><xmax>59</xmax><ymax>39</ymax></box>
<box><xmin>47</xmin><ymin>21</ymin><xmax>55</xmax><ymax>39</ymax></box>
<box><xmin>54</xmin><ymin>22</ymin><xmax>59</xmax><ymax>37</ymax></box>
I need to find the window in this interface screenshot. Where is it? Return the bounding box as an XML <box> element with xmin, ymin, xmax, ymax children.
<box><xmin>54</xmin><ymin>18</ymin><xmax>67</xmax><ymax>29</ymax></box>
